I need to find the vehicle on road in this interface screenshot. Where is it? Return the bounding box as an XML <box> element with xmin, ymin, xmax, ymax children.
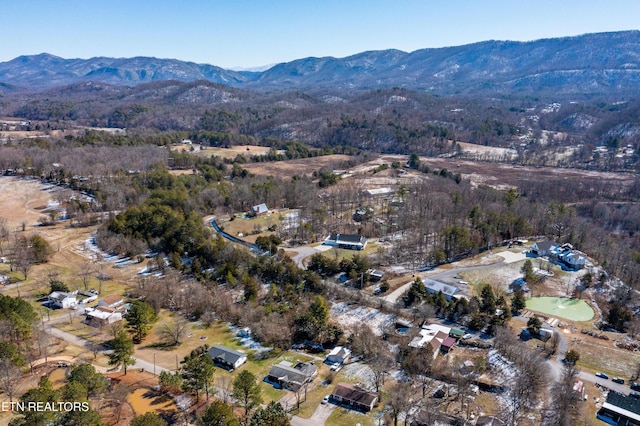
<box><xmin>595</xmin><ymin>372</ymin><xmax>609</xmax><ymax>379</ymax></box>
<box><xmin>612</xmin><ymin>377</ymin><xmax>625</xmax><ymax>384</ymax></box>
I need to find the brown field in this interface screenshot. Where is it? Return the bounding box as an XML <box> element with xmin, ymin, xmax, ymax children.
<box><xmin>171</xmin><ymin>144</ymin><xmax>277</xmax><ymax>159</ymax></box>
<box><xmin>243</xmin><ymin>155</ymin><xmax>353</xmax><ymax>178</ymax></box>
<box><xmin>417</xmin><ymin>157</ymin><xmax>636</xmax><ymax>190</ymax></box>
<box><xmin>168</xmin><ymin>169</ymin><xmax>195</xmax><ymax>176</ymax></box>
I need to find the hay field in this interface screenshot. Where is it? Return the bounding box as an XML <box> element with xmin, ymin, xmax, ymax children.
<box><xmin>242</xmin><ymin>154</ymin><xmax>352</xmax><ymax>178</ymax></box>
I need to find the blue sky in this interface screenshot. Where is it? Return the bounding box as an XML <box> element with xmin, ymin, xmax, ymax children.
<box><xmin>3</xmin><ymin>0</ymin><xmax>639</xmax><ymax>68</ymax></box>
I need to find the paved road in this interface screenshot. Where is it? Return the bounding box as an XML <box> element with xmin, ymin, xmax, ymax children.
<box><xmin>46</xmin><ymin>325</ymin><xmax>171</xmax><ymax>375</ymax></box>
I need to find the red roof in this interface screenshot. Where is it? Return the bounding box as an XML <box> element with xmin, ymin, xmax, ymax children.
<box><xmin>441</xmin><ymin>336</ymin><xmax>456</xmax><ymax>348</ymax></box>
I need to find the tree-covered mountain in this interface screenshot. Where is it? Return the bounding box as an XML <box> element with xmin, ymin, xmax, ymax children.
<box><xmin>1</xmin><ymin>31</ymin><xmax>639</xmax><ymax>95</ymax></box>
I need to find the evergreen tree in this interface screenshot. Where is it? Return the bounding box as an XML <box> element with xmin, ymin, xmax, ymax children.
<box><xmin>108</xmin><ymin>330</ymin><xmax>135</xmax><ymax>374</ymax></box>
<box><xmin>511</xmin><ymin>290</ymin><xmax>526</xmax><ymax>316</ymax></box>
<box><xmin>131</xmin><ymin>412</ymin><xmax>168</xmax><ymax>426</ymax></box>
<box><xmin>232</xmin><ymin>370</ymin><xmax>263</xmax><ymax>424</ymax></box>
<box><xmin>250</xmin><ymin>401</ymin><xmax>290</xmax><ymax>426</ymax></box>
<box><xmin>181</xmin><ymin>353</ymin><xmax>216</xmax><ymax>402</ymax></box>
<box><xmin>198</xmin><ymin>400</ymin><xmax>240</xmax><ymax>426</ymax></box>
<box><xmin>126</xmin><ymin>300</ymin><xmax>158</xmax><ymax>342</ymax></box>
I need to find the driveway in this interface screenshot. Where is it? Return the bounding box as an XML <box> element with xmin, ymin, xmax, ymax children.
<box><xmin>285</xmin><ymin>246</ymin><xmax>321</xmax><ymax>268</ymax></box>
<box><xmin>291</xmin><ymin>402</ymin><xmax>337</xmax><ymax>426</ymax></box>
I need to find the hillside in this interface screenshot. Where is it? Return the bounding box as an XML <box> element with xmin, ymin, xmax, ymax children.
<box><xmin>1</xmin><ymin>31</ymin><xmax>640</xmax><ymax>95</ymax></box>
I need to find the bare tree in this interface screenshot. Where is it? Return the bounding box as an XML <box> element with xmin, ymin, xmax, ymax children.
<box><xmin>369</xmin><ymin>346</ymin><xmax>394</xmax><ymax>393</ymax></box>
<box><xmin>78</xmin><ymin>262</ymin><xmax>95</xmax><ymax>291</ymax></box>
<box><xmin>547</xmin><ymin>363</ymin><xmax>582</xmax><ymax>426</ymax></box>
<box><xmin>0</xmin><ymin>216</ymin><xmax>8</xmax><ymax>256</ymax></box>
<box><xmin>159</xmin><ymin>316</ymin><xmax>189</xmax><ymax>346</ymax></box>
<box><xmin>0</xmin><ymin>359</ymin><xmax>22</xmax><ymax>402</ymax></box>
<box><xmin>111</xmin><ymin>384</ymin><xmax>129</xmax><ymax>424</ymax></box>
<box><xmin>388</xmin><ymin>382</ymin><xmax>412</xmax><ymax>426</ymax></box>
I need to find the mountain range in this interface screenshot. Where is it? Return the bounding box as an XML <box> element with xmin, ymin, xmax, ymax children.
<box><xmin>1</xmin><ymin>31</ymin><xmax>640</xmax><ymax>95</ymax></box>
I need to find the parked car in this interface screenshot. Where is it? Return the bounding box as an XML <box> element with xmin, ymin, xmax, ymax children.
<box><xmin>373</xmin><ymin>287</ymin><xmax>383</xmax><ymax>295</ymax></box>
<box><xmin>321</xmin><ymin>395</ymin><xmax>330</xmax><ymax>404</ymax></box>
<box><xmin>595</xmin><ymin>372</ymin><xmax>609</xmax><ymax>379</ymax></box>
<box><xmin>612</xmin><ymin>377</ymin><xmax>625</xmax><ymax>384</ymax></box>
<box><xmin>330</xmin><ymin>362</ymin><xmax>342</xmax><ymax>371</ymax></box>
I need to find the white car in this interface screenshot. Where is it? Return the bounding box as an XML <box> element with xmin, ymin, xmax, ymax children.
<box><xmin>321</xmin><ymin>395</ymin><xmax>330</xmax><ymax>404</ymax></box>
<box><xmin>330</xmin><ymin>362</ymin><xmax>342</xmax><ymax>371</ymax></box>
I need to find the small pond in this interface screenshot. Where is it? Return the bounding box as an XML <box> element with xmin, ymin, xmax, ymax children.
<box><xmin>525</xmin><ymin>297</ymin><xmax>594</xmax><ymax>322</ymax></box>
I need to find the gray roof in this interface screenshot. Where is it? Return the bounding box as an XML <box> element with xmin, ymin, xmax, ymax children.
<box><xmin>533</xmin><ymin>240</ymin><xmax>556</xmax><ymax>251</ymax></box>
<box><xmin>422</xmin><ymin>278</ymin><xmax>459</xmax><ymax>297</ymax></box>
<box><xmin>207</xmin><ymin>345</ymin><xmax>246</xmax><ymax>366</ymax></box>
<box><xmin>603</xmin><ymin>391</ymin><xmax>640</xmax><ymax>417</ymax></box>
<box><xmin>268</xmin><ymin>362</ymin><xmax>317</xmax><ymax>385</ymax></box>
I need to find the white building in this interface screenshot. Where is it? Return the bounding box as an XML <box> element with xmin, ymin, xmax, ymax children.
<box><xmin>47</xmin><ymin>291</ymin><xmax>77</xmax><ymax>309</ymax></box>
<box><xmin>326</xmin><ymin>346</ymin><xmax>351</xmax><ymax>364</ymax></box>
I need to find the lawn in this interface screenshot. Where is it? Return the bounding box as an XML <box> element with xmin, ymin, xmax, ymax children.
<box><xmin>218</xmin><ymin>213</ymin><xmax>283</xmax><ymax>244</ymax></box>
<box><xmin>134</xmin><ymin>316</ymin><xmax>317</xmax><ymax>403</ymax></box>
<box><xmin>326</xmin><ymin>406</ymin><xmax>375</xmax><ymax>426</ymax></box>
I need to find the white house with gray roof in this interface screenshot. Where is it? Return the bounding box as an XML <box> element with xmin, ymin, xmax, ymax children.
<box><xmin>422</xmin><ymin>278</ymin><xmax>459</xmax><ymax>300</ymax></box>
<box><xmin>323</xmin><ymin>233</ymin><xmax>367</xmax><ymax>250</ymax></box>
<box><xmin>207</xmin><ymin>345</ymin><xmax>247</xmax><ymax>370</ymax></box>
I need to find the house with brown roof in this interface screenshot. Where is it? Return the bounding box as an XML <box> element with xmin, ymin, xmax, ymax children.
<box><xmin>98</xmin><ymin>294</ymin><xmax>124</xmax><ymax>309</ymax></box>
<box><xmin>331</xmin><ymin>383</ymin><xmax>378</xmax><ymax>412</ymax></box>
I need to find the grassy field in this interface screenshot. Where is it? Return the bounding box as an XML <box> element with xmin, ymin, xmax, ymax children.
<box><xmin>171</xmin><ymin>144</ymin><xmax>275</xmax><ymax>159</ymax></box>
<box><xmin>242</xmin><ymin>155</ymin><xmax>353</xmax><ymax>179</ymax></box>
<box><xmin>326</xmin><ymin>407</ymin><xmax>375</xmax><ymax>426</ymax></box>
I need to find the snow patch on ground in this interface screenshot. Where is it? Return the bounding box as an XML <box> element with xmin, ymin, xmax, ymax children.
<box><xmin>340</xmin><ymin>362</ymin><xmax>376</xmax><ymax>390</ymax></box>
<box><xmin>330</xmin><ymin>302</ymin><xmax>395</xmax><ymax>336</ymax></box>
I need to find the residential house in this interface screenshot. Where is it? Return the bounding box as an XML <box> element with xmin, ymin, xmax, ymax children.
<box><xmin>86</xmin><ymin>307</ymin><xmax>123</xmax><ymax>328</ymax></box>
<box><xmin>597</xmin><ymin>391</ymin><xmax>640</xmax><ymax>425</ymax></box>
<box><xmin>326</xmin><ymin>346</ymin><xmax>351</xmax><ymax>365</ymax></box>
<box><xmin>207</xmin><ymin>345</ymin><xmax>247</xmax><ymax>370</ymax></box>
<box><xmin>98</xmin><ymin>294</ymin><xmax>124</xmax><ymax>309</ymax></box>
<box><xmin>440</xmin><ymin>336</ymin><xmax>457</xmax><ymax>353</ymax></box>
<box><xmin>47</xmin><ymin>291</ymin><xmax>77</xmax><ymax>309</ymax></box>
<box><xmin>331</xmin><ymin>383</ymin><xmax>378</xmax><ymax>412</ymax></box>
<box><xmin>250</xmin><ymin>203</ymin><xmax>269</xmax><ymax>217</ymax></box>
<box><xmin>409</xmin><ymin>329</ymin><xmax>448</xmax><ymax>357</ymax></box>
<box><xmin>363</xmin><ymin>187</ymin><xmax>393</xmax><ymax>198</ymax></box>
<box><xmin>530</xmin><ymin>240</ymin><xmax>557</xmax><ymax>256</ymax></box>
<box><xmin>322</xmin><ymin>233</ymin><xmax>367</xmax><ymax>251</ymax></box>
<box><xmin>367</xmin><ymin>269</ymin><xmax>384</xmax><ymax>282</ymax></box>
<box><xmin>422</xmin><ymin>278</ymin><xmax>459</xmax><ymax>300</ymax></box>
<box><xmin>267</xmin><ymin>361</ymin><xmax>317</xmax><ymax>391</ymax></box>
<box><xmin>554</xmin><ymin>245</ymin><xmax>586</xmax><ymax>270</ymax></box>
